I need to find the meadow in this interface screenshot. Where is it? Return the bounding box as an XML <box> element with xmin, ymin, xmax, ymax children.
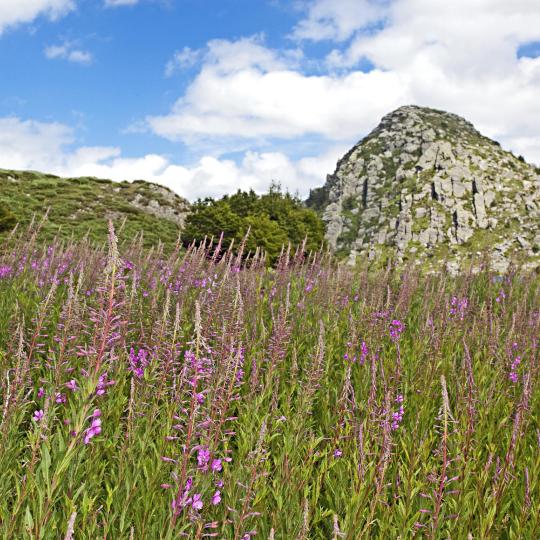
<box><xmin>0</xmin><ymin>221</ymin><xmax>539</xmax><ymax>539</ymax></box>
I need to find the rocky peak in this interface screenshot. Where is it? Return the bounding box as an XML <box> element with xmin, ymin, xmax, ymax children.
<box><xmin>309</xmin><ymin>105</ymin><xmax>540</xmax><ymax>272</ymax></box>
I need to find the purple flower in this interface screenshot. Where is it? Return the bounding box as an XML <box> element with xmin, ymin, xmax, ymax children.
<box><xmin>211</xmin><ymin>490</ymin><xmax>222</xmax><ymax>505</ymax></box>
<box><xmin>83</xmin><ymin>410</ymin><xmax>102</xmax><ymax>444</ymax></box>
<box><xmin>65</xmin><ymin>379</ymin><xmax>78</xmax><ymax>392</ymax></box>
<box><xmin>32</xmin><ymin>409</ymin><xmax>44</xmax><ymax>422</ymax></box>
<box><xmin>211</xmin><ymin>458</ymin><xmax>222</xmax><ymax>472</ymax></box>
<box><xmin>37</xmin><ymin>387</ymin><xmax>45</xmax><ymax>398</ymax></box>
<box><xmin>333</xmin><ymin>448</ymin><xmax>343</xmax><ymax>458</ymax></box>
<box><xmin>128</xmin><ymin>348</ymin><xmax>150</xmax><ymax>379</ymax></box>
<box><xmin>55</xmin><ymin>393</ymin><xmax>66</xmax><ymax>404</ymax></box>
<box><xmin>389</xmin><ymin>319</ymin><xmax>405</xmax><ymax>342</ymax></box>
<box><xmin>96</xmin><ymin>372</ymin><xmax>115</xmax><ymax>395</ymax></box>
<box><xmin>192</xmin><ymin>493</ymin><xmax>203</xmax><ymax>511</ymax></box>
<box><xmin>197</xmin><ymin>447</ymin><xmax>210</xmax><ymax>470</ymax></box>
<box><xmin>360</xmin><ymin>341</ymin><xmax>368</xmax><ymax>364</ymax></box>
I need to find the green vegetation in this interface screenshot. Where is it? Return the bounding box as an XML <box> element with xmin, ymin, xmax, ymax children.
<box><xmin>0</xmin><ymin>169</ymin><xmax>188</xmax><ymax>248</ymax></box>
<box><xmin>183</xmin><ymin>185</ymin><xmax>325</xmax><ymax>262</ymax></box>
<box><xmin>0</xmin><ymin>202</ymin><xmax>16</xmax><ymax>233</ymax></box>
<box><xmin>1</xmin><ymin>229</ymin><xmax>539</xmax><ymax>538</ymax></box>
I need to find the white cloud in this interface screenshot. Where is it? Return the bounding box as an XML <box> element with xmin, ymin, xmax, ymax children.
<box><xmin>165</xmin><ymin>47</ymin><xmax>203</xmax><ymax>77</ymax></box>
<box><xmin>104</xmin><ymin>0</ymin><xmax>139</xmax><ymax>6</ymax></box>
<box><xmin>292</xmin><ymin>0</ymin><xmax>388</xmax><ymax>42</ymax></box>
<box><xmin>0</xmin><ymin>0</ymin><xmax>74</xmax><ymax>33</ymax></box>
<box><xmin>144</xmin><ymin>1</ymin><xmax>540</xmax><ymax>167</ymax></box>
<box><xmin>0</xmin><ymin>116</ymin><xmax>343</xmax><ymax>200</ymax></box>
<box><xmin>147</xmin><ymin>35</ymin><xmax>405</xmax><ymax>143</ymax></box>
<box><xmin>0</xmin><ymin>116</ymin><xmax>74</xmax><ymax>170</ymax></box>
<box><xmin>45</xmin><ymin>42</ymin><xmax>92</xmax><ymax>64</ymax></box>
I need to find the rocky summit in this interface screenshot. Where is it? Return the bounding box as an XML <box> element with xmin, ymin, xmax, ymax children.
<box><xmin>308</xmin><ymin>105</ymin><xmax>540</xmax><ymax>273</ymax></box>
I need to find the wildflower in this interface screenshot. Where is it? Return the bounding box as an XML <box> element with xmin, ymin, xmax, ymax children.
<box><xmin>389</xmin><ymin>319</ymin><xmax>405</xmax><ymax>342</ymax></box>
<box><xmin>128</xmin><ymin>347</ymin><xmax>149</xmax><ymax>379</ymax></box>
<box><xmin>197</xmin><ymin>447</ymin><xmax>210</xmax><ymax>470</ymax></box>
<box><xmin>96</xmin><ymin>372</ymin><xmax>115</xmax><ymax>395</ymax></box>
<box><xmin>83</xmin><ymin>409</ymin><xmax>102</xmax><ymax>444</ymax></box>
<box><xmin>509</xmin><ymin>355</ymin><xmax>521</xmax><ymax>383</ymax></box>
<box><xmin>215</xmin><ymin>479</ymin><xmax>224</xmax><ymax>488</ymax></box>
<box><xmin>192</xmin><ymin>493</ymin><xmax>203</xmax><ymax>511</ymax></box>
<box><xmin>360</xmin><ymin>341</ymin><xmax>368</xmax><ymax>364</ymax></box>
<box><xmin>55</xmin><ymin>393</ymin><xmax>66</xmax><ymax>404</ymax></box>
<box><xmin>37</xmin><ymin>387</ymin><xmax>45</xmax><ymax>398</ymax></box>
<box><xmin>65</xmin><ymin>379</ymin><xmax>78</xmax><ymax>392</ymax></box>
<box><xmin>211</xmin><ymin>490</ymin><xmax>222</xmax><ymax>505</ymax></box>
<box><xmin>333</xmin><ymin>448</ymin><xmax>343</xmax><ymax>458</ymax></box>
<box><xmin>449</xmin><ymin>296</ymin><xmax>468</xmax><ymax>320</ymax></box>
<box><xmin>211</xmin><ymin>458</ymin><xmax>222</xmax><ymax>472</ymax></box>
<box><xmin>391</xmin><ymin>404</ymin><xmax>405</xmax><ymax>430</ymax></box>
<box><xmin>32</xmin><ymin>410</ymin><xmax>44</xmax><ymax>422</ymax></box>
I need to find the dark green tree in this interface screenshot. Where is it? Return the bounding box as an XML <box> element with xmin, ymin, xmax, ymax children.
<box><xmin>183</xmin><ymin>186</ymin><xmax>325</xmax><ymax>263</ymax></box>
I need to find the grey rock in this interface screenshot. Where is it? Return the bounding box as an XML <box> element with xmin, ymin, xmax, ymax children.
<box><xmin>311</xmin><ymin>105</ymin><xmax>540</xmax><ymax>272</ymax></box>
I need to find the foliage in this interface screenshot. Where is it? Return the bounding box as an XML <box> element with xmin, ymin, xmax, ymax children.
<box><xmin>0</xmin><ymin>202</ymin><xmax>17</xmax><ymax>232</ymax></box>
<box><xmin>0</xmin><ymin>223</ymin><xmax>539</xmax><ymax>538</ymax></box>
<box><xmin>0</xmin><ymin>169</ymin><xmax>188</xmax><ymax>249</ymax></box>
<box><xmin>183</xmin><ymin>185</ymin><xmax>326</xmax><ymax>263</ymax></box>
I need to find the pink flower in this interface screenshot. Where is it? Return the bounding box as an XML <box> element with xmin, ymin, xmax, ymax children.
<box><xmin>211</xmin><ymin>490</ymin><xmax>221</xmax><ymax>505</ymax></box>
<box><xmin>32</xmin><ymin>409</ymin><xmax>44</xmax><ymax>422</ymax></box>
<box><xmin>65</xmin><ymin>379</ymin><xmax>78</xmax><ymax>392</ymax></box>
<box><xmin>37</xmin><ymin>387</ymin><xmax>45</xmax><ymax>398</ymax></box>
<box><xmin>197</xmin><ymin>447</ymin><xmax>210</xmax><ymax>470</ymax></box>
<box><xmin>83</xmin><ymin>410</ymin><xmax>102</xmax><ymax>444</ymax></box>
<box><xmin>192</xmin><ymin>493</ymin><xmax>203</xmax><ymax>511</ymax></box>
<box><xmin>55</xmin><ymin>393</ymin><xmax>66</xmax><ymax>404</ymax></box>
<box><xmin>211</xmin><ymin>458</ymin><xmax>222</xmax><ymax>472</ymax></box>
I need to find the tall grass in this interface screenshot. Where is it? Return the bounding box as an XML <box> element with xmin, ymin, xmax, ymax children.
<box><xmin>0</xmin><ymin>223</ymin><xmax>539</xmax><ymax>538</ymax></box>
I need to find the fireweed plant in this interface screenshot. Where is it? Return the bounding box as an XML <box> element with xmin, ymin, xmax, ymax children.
<box><xmin>0</xmin><ymin>221</ymin><xmax>539</xmax><ymax>539</ymax></box>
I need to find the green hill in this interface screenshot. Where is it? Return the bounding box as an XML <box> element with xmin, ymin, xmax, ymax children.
<box><xmin>0</xmin><ymin>169</ymin><xmax>190</xmax><ymax>247</ymax></box>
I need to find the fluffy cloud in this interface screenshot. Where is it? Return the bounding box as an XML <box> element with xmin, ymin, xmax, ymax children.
<box><xmin>145</xmin><ymin>1</ymin><xmax>540</xmax><ymax>166</ymax></box>
<box><xmin>0</xmin><ymin>0</ymin><xmax>74</xmax><ymax>33</ymax></box>
<box><xmin>147</xmin><ymin>36</ymin><xmax>405</xmax><ymax>143</ymax></box>
<box><xmin>0</xmin><ymin>116</ymin><xmax>343</xmax><ymax>200</ymax></box>
<box><xmin>292</xmin><ymin>0</ymin><xmax>388</xmax><ymax>42</ymax></box>
<box><xmin>44</xmin><ymin>42</ymin><xmax>92</xmax><ymax>64</ymax></box>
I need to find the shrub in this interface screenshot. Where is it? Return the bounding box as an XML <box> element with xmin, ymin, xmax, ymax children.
<box><xmin>183</xmin><ymin>184</ymin><xmax>325</xmax><ymax>262</ymax></box>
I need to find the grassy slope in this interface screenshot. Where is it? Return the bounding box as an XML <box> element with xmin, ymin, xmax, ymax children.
<box><xmin>0</xmin><ymin>169</ymin><xmax>189</xmax><ymax>248</ymax></box>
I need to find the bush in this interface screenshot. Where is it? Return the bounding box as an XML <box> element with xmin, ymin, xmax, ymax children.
<box><xmin>0</xmin><ymin>202</ymin><xmax>17</xmax><ymax>232</ymax></box>
<box><xmin>183</xmin><ymin>184</ymin><xmax>325</xmax><ymax>262</ymax></box>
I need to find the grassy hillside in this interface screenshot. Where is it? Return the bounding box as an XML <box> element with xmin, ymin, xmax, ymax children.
<box><xmin>0</xmin><ymin>169</ymin><xmax>190</xmax><ymax>248</ymax></box>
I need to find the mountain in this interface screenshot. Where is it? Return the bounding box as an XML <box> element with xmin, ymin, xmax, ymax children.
<box><xmin>307</xmin><ymin>106</ymin><xmax>540</xmax><ymax>272</ymax></box>
<box><xmin>0</xmin><ymin>169</ymin><xmax>190</xmax><ymax>247</ymax></box>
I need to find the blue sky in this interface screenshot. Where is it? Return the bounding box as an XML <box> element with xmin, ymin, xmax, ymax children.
<box><xmin>1</xmin><ymin>0</ymin><xmax>539</xmax><ymax>200</ymax></box>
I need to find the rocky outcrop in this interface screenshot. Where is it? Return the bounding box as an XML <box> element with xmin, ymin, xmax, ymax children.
<box><xmin>308</xmin><ymin>106</ymin><xmax>540</xmax><ymax>272</ymax></box>
<box><xmin>126</xmin><ymin>182</ymin><xmax>190</xmax><ymax>227</ymax></box>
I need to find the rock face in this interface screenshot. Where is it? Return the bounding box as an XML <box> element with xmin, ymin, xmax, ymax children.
<box><xmin>308</xmin><ymin>106</ymin><xmax>540</xmax><ymax>272</ymax></box>
<box><xmin>123</xmin><ymin>181</ymin><xmax>190</xmax><ymax>228</ymax></box>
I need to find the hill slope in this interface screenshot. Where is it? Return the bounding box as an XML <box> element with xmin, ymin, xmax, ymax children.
<box><xmin>0</xmin><ymin>169</ymin><xmax>190</xmax><ymax>247</ymax></box>
<box><xmin>308</xmin><ymin>106</ymin><xmax>540</xmax><ymax>272</ymax></box>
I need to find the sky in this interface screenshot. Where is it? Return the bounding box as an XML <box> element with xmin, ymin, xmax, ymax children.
<box><xmin>0</xmin><ymin>0</ymin><xmax>539</xmax><ymax>201</ymax></box>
